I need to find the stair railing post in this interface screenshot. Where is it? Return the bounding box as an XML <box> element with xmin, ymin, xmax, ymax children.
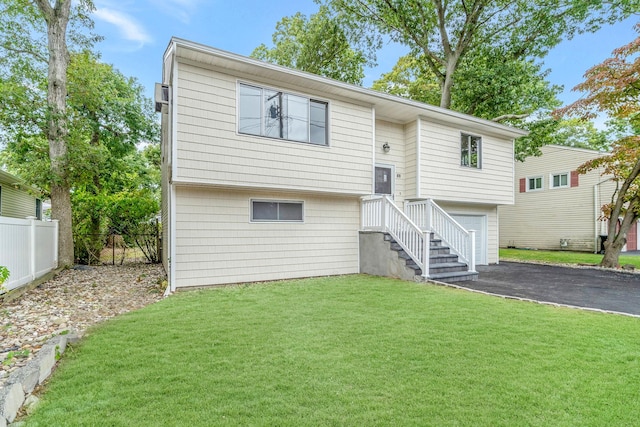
<box><xmin>469</xmin><ymin>230</ymin><xmax>476</xmax><ymax>272</ymax></box>
<box><xmin>381</xmin><ymin>196</ymin><xmax>387</xmax><ymax>232</ymax></box>
<box><xmin>426</xmin><ymin>199</ymin><xmax>432</xmax><ymax>232</ymax></box>
<box><xmin>422</xmin><ymin>230</ymin><xmax>429</xmax><ymax>278</ymax></box>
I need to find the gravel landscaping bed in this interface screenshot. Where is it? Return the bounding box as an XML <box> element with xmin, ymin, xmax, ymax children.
<box><xmin>0</xmin><ymin>263</ymin><xmax>166</xmax><ymax>387</ymax></box>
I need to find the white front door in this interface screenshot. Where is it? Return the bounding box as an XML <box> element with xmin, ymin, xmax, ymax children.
<box><xmin>451</xmin><ymin>214</ymin><xmax>487</xmax><ymax>265</ymax></box>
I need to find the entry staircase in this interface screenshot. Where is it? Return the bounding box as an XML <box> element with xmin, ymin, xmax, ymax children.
<box><xmin>361</xmin><ymin>196</ymin><xmax>478</xmax><ymax>282</ymax></box>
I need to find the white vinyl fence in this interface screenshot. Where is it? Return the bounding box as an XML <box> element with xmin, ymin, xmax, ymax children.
<box><xmin>0</xmin><ymin>217</ymin><xmax>58</xmax><ymax>292</ymax></box>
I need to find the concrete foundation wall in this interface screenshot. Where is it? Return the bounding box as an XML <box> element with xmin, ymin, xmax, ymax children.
<box><xmin>359</xmin><ymin>231</ymin><xmax>416</xmax><ymax>281</ymax></box>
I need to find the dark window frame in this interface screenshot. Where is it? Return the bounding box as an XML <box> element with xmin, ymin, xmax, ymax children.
<box><xmin>250</xmin><ymin>199</ymin><xmax>304</xmax><ymax>223</ymax></box>
<box><xmin>460</xmin><ymin>133</ymin><xmax>482</xmax><ymax>169</ymax></box>
<box><xmin>238</xmin><ymin>82</ymin><xmax>328</xmax><ymax>146</ymax></box>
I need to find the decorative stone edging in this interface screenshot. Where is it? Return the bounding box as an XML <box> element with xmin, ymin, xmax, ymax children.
<box><xmin>0</xmin><ymin>331</ymin><xmax>79</xmax><ymax>426</ymax></box>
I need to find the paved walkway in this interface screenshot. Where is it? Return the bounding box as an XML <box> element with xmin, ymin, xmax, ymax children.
<box><xmin>455</xmin><ymin>262</ymin><xmax>640</xmax><ymax>316</ymax></box>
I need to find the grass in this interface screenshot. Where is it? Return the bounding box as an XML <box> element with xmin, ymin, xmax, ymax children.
<box><xmin>25</xmin><ymin>275</ymin><xmax>640</xmax><ymax>426</ymax></box>
<box><xmin>500</xmin><ymin>248</ymin><xmax>640</xmax><ymax>269</ymax></box>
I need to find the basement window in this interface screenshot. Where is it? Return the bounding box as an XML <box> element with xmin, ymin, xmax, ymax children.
<box><xmin>251</xmin><ymin>200</ymin><xmax>304</xmax><ymax>222</ymax></box>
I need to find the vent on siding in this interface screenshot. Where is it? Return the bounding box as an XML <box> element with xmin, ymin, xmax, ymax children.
<box><xmin>155</xmin><ymin>83</ymin><xmax>169</xmax><ymax>112</ymax></box>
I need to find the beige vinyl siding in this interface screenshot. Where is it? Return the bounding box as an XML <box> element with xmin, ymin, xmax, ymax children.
<box><xmin>173</xmin><ymin>187</ymin><xmax>360</xmax><ymax>287</ymax></box>
<box><xmin>438</xmin><ymin>202</ymin><xmax>499</xmax><ymax>264</ymax></box>
<box><xmin>499</xmin><ymin>145</ymin><xmax>612</xmax><ymax>252</ymax></box>
<box><xmin>0</xmin><ymin>184</ymin><xmax>37</xmax><ymax>219</ymax></box>
<box><xmin>403</xmin><ymin>120</ymin><xmax>417</xmax><ymax>200</ymax></box>
<box><xmin>420</xmin><ymin>121</ymin><xmax>514</xmax><ymax>205</ymax></box>
<box><xmin>375</xmin><ymin>120</ymin><xmax>406</xmax><ymax>204</ymax></box>
<box><xmin>174</xmin><ymin>62</ymin><xmax>372</xmax><ymax>195</ymax></box>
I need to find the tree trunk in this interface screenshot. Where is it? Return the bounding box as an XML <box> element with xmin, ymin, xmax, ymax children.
<box><xmin>439</xmin><ymin>58</ymin><xmax>458</xmax><ymax>109</ymax></box>
<box><xmin>39</xmin><ymin>0</ymin><xmax>74</xmax><ymax>267</ymax></box>
<box><xmin>600</xmin><ymin>236</ymin><xmax>626</xmax><ymax>268</ymax></box>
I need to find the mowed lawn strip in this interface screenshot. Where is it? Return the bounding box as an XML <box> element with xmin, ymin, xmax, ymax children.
<box><xmin>25</xmin><ymin>275</ymin><xmax>640</xmax><ymax>426</ymax></box>
<box><xmin>500</xmin><ymin>248</ymin><xmax>640</xmax><ymax>269</ymax></box>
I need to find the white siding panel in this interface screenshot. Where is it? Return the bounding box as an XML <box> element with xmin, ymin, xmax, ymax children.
<box><xmin>499</xmin><ymin>145</ymin><xmax>612</xmax><ymax>252</ymax></box>
<box><xmin>173</xmin><ymin>187</ymin><xmax>360</xmax><ymax>287</ymax></box>
<box><xmin>174</xmin><ymin>62</ymin><xmax>373</xmax><ymax>195</ymax></box>
<box><xmin>420</xmin><ymin>121</ymin><xmax>514</xmax><ymax>205</ymax></box>
<box><xmin>375</xmin><ymin>120</ymin><xmax>406</xmax><ymax>203</ymax></box>
<box><xmin>0</xmin><ymin>184</ymin><xmax>37</xmax><ymax>219</ymax></box>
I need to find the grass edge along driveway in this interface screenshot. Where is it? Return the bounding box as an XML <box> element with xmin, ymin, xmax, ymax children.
<box><xmin>25</xmin><ymin>275</ymin><xmax>640</xmax><ymax>426</ymax></box>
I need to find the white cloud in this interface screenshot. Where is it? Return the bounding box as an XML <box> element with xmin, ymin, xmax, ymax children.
<box><xmin>94</xmin><ymin>7</ymin><xmax>153</xmax><ymax>48</ymax></box>
<box><xmin>154</xmin><ymin>0</ymin><xmax>200</xmax><ymax>24</ymax></box>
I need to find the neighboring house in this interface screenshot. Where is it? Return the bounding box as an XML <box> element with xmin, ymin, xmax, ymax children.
<box><xmin>0</xmin><ymin>170</ymin><xmax>42</xmax><ymax>220</ymax></box>
<box><xmin>158</xmin><ymin>38</ymin><xmax>527</xmax><ymax>290</ymax></box>
<box><xmin>499</xmin><ymin>144</ymin><xmax>636</xmax><ymax>252</ymax></box>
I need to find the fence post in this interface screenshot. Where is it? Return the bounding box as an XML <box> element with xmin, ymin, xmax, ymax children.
<box><xmin>53</xmin><ymin>220</ymin><xmax>59</xmax><ymax>268</ymax></box>
<box><xmin>29</xmin><ymin>218</ymin><xmax>36</xmax><ymax>281</ymax></box>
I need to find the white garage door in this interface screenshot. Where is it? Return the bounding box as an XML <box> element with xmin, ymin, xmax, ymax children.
<box><xmin>451</xmin><ymin>214</ymin><xmax>487</xmax><ymax>265</ymax></box>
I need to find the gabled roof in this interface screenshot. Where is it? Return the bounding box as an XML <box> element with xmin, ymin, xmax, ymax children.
<box><xmin>164</xmin><ymin>37</ymin><xmax>528</xmax><ymax>140</ymax></box>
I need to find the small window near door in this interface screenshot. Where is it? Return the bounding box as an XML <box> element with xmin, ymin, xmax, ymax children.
<box><xmin>251</xmin><ymin>200</ymin><xmax>304</xmax><ymax>222</ymax></box>
<box><xmin>375</xmin><ymin>165</ymin><xmax>393</xmax><ymax>195</ymax></box>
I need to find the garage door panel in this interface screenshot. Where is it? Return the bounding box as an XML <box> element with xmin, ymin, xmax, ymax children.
<box><xmin>451</xmin><ymin>214</ymin><xmax>487</xmax><ymax>265</ymax></box>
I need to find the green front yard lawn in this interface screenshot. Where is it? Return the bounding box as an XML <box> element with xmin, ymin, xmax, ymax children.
<box><xmin>25</xmin><ymin>275</ymin><xmax>640</xmax><ymax>426</ymax></box>
<box><xmin>500</xmin><ymin>248</ymin><xmax>640</xmax><ymax>269</ymax></box>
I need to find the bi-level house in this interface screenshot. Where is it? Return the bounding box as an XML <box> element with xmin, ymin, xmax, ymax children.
<box><xmin>158</xmin><ymin>38</ymin><xmax>527</xmax><ymax>291</ymax></box>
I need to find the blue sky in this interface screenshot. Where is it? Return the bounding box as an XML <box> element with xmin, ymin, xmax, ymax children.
<box><xmin>92</xmin><ymin>1</ymin><xmax>638</xmax><ymax>110</ymax></box>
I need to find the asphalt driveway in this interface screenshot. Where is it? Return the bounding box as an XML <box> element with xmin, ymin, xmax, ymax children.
<box><xmin>456</xmin><ymin>262</ymin><xmax>640</xmax><ymax>316</ymax></box>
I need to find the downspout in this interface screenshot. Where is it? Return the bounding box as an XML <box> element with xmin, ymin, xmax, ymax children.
<box><xmin>594</xmin><ymin>177</ymin><xmax>613</xmax><ymax>254</ymax></box>
<box><xmin>372</xmin><ymin>107</ymin><xmax>376</xmax><ymax>195</ymax></box>
<box><xmin>416</xmin><ymin>117</ymin><xmax>421</xmax><ymax>199</ymax></box>
<box><xmin>169</xmin><ymin>41</ymin><xmax>178</xmax><ymax>292</ymax></box>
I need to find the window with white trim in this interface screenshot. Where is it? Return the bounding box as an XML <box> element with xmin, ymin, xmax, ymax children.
<box><xmin>238</xmin><ymin>83</ymin><xmax>328</xmax><ymax>145</ymax></box>
<box><xmin>528</xmin><ymin>176</ymin><xmax>543</xmax><ymax>191</ymax></box>
<box><xmin>251</xmin><ymin>200</ymin><xmax>304</xmax><ymax>222</ymax></box>
<box><xmin>461</xmin><ymin>133</ymin><xmax>482</xmax><ymax>168</ymax></box>
<box><xmin>551</xmin><ymin>173</ymin><xmax>569</xmax><ymax>188</ymax></box>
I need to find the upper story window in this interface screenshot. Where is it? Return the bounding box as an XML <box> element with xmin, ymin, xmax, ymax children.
<box><xmin>461</xmin><ymin>133</ymin><xmax>482</xmax><ymax>168</ymax></box>
<box><xmin>238</xmin><ymin>83</ymin><xmax>328</xmax><ymax>146</ymax></box>
<box><xmin>528</xmin><ymin>176</ymin><xmax>543</xmax><ymax>191</ymax></box>
<box><xmin>551</xmin><ymin>173</ymin><xmax>569</xmax><ymax>188</ymax></box>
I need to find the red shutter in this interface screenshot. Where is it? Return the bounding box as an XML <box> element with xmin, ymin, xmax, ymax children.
<box><xmin>519</xmin><ymin>178</ymin><xmax>526</xmax><ymax>193</ymax></box>
<box><xmin>571</xmin><ymin>171</ymin><xmax>579</xmax><ymax>187</ymax></box>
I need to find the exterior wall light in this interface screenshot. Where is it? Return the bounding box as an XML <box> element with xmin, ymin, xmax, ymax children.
<box><xmin>382</xmin><ymin>142</ymin><xmax>390</xmax><ymax>153</ymax></box>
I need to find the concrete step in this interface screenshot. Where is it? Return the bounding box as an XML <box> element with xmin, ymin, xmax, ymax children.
<box><xmin>429</xmin><ymin>262</ymin><xmax>469</xmax><ymax>274</ymax></box>
<box><xmin>428</xmin><ymin>270</ymin><xmax>479</xmax><ymax>283</ymax></box>
<box><xmin>429</xmin><ymin>254</ymin><xmax>459</xmax><ymax>264</ymax></box>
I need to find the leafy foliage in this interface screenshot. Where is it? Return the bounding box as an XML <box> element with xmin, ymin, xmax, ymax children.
<box><xmin>556</xmin><ymin>25</ymin><xmax>640</xmax><ymax>267</ymax></box>
<box><xmin>323</xmin><ymin>0</ymin><xmax>636</xmax><ymax>109</ymax></box>
<box><xmin>252</xmin><ymin>5</ymin><xmax>369</xmax><ymax>84</ymax></box>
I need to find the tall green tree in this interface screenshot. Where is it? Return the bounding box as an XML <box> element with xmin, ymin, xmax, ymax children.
<box><xmin>555</xmin><ymin>26</ymin><xmax>640</xmax><ymax>268</ymax></box>
<box><xmin>0</xmin><ymin>0</ymin><xmax>98</xmax><ymax>266</ymax></box>
<box><xmin>252</xmin><ymin>5</ymin><xmax>370</xmax><ymax>85</ymax></box>
<box><xmin>372</xmin><ymin>48</ymin><xmax>563</xmax><ymax>160</ymax></box>
<box><xmin>323</xmin><ymin>0</ymin><xmax>636</xmax><ymax>110</ymax></box>
<box><xmin>1</xmin><ymin>50</ymin><xmax>159</xmax><ymax>264</ymax></box>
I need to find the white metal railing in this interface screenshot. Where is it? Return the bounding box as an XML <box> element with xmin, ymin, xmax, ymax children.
<box><xmin>0</xmin><ymin>217</ymin><xmax>58</xmax><ymax>292</ymax></box>
<box><xmin>362</xmin><ymin>196</ymin><xmax>430</xmax><ymax>277</ymax></box>
<box><xmin>406</xmin><ymin>199</ymin><xmax>476</xmax><ymax>273</ymax></box>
